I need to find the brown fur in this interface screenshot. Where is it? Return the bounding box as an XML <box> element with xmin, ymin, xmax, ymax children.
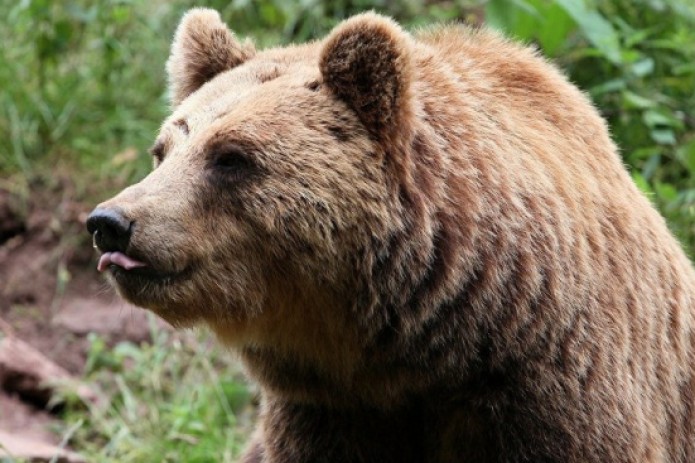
<box><xmin>90</xmin><ymin>9</ymin><xmax>695</xmax><ymax>462</ymax></box>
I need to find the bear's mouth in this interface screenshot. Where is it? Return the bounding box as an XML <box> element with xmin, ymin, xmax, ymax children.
<box><xmin>97</xmin><ymin>251</ymin><xmax>147</xmax><ymax>272</ymax></box>
<box><xmin>97</xmin><ymin>251</ymin><xmax>191</xmax><ymax>286</ymax></box>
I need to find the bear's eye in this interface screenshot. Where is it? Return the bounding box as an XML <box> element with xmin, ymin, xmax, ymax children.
<box><xmin>211</xmin><ymin>145</ymin><xmax>256</xmax><ymax>180</ymax></box>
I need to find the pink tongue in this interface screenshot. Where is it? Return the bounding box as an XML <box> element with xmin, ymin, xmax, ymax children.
<box><xmin>97</xmin><ymin>252</ymin><xmax>147</xmax><ymax>272</ymax></box>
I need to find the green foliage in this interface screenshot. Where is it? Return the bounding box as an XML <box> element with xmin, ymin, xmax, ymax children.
<box><xmin>0</xmin><ymin>0</ymin><xmax>476</xmax><ymax>188</ymax></box>
<box><xmin>63</xmin><ymin>323</ymin><xmax>253</xmax><ymax>462</ymax></box>
<box><xmin>486</xmin><ymin>0</ymin><xmax>695</xmax><ymax>252</ymax></box>
<box><xmin>0</xmin><ymin>0</ymin><xmax>169</xmax><ymax>181</ymax></box>
<box><xmin>204</xmin><ymin>0</ymin><xmax>473</xmax><ymax>45</ymax></box>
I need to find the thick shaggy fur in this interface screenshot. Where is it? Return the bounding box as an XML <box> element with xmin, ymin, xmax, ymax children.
<box><xmin>92</xmin><ymin>9</ymin><xmax>695</xmax><ymax>462</ymax></box>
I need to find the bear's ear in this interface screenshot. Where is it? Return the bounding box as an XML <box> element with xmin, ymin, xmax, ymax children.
<box><xmin>320</xmin><ymin>13</ymin><xmax>414</xmax><ymax>141</ymax></box>
<box><xmin>167</xmin><ymin>8</ymin><xmax>255</xmax><ymax>107</ymax></box>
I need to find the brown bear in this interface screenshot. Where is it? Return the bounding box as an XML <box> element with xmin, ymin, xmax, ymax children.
<box><xmin>86</xmin><ymin>8</ymin><xmax>695</xmax><ymax>462</ymax></box>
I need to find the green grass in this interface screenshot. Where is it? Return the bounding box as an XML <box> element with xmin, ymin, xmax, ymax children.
<box><xmin>0</xmin><ymin>0</ymin><xmax>467</xmax><ymax>184</ymax></box>
<box><xmin>60</xmin><ymin>319</ymin><xmax>254</xmax><ymax>462</ymax></box>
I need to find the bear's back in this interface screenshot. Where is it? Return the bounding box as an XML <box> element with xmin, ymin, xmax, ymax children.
<box><xmin>399</xmin><ymin>25</ymin><xmax>695</xmax><ymax>461</ymax></box>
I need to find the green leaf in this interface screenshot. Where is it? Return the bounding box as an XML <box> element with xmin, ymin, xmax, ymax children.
<box><xmin>536</xmin><ymin>3</ymin><xmax>575</xmax><ymax>56</ymax></box>
<box><xmin>642</xmin><ymin>109</ymin><xmax>684</xmax><ymax>129</ymax></box>
<box><xmin>619</xmin><ymin>49</ymin><xmax>642</xmax><ymax>64</ymax></box>
<box><xmin>650</xmin><ymin>129</ymin><xmax>676</xmax><ymax>145</ymax></box>
<box><xmin>654</xmin><ymin>182</ymin><xmax>678</xmax><ymax>201</ymax></box>
<box><xmin>623</xmin><ymin>28</ymin><xmax>655</xmax><ymax>48</ymax></box>
<box><xmin>642</xmin><ymin>153</ymin><xmax>662</xmax><ymax>178</ymax></box>
<box><xmin>622</xmin><ymin>91</ymin><xmax>655</xmax><ymax>109</ymax></box>
<box><xmin>677</xmin><ymin>139</ymin><xmax>695</xmax><ymax>173</ymax></box>
<box><xmin>485</xmin><ymin>0</ymin><xmax>540</xmax><ymax>39</ymax></box>
<box><xmin>629</xmin><ymin>147</ymin><xmax>660</xmax><ymax>161</ymax></box>
<box><xmin>589</xmin><ymin>78</ymin><xmax>626</xmax><ymax>96</ymax></box>
<box><xmin>673</xmin><ymin>62</ymin><xmax>695</xmax><ymax>76</ymax></box>
<box><xmin>632</xmin><ymin>171</ymin><xmax>653</xmax><ymax>195</ymax></box>
<box><xmin>554</xmin><ymin>0</ymin><xmax>623</xmax><ymax>64</ymax></box>
<box><xmin>630</xmin><ymin>58</ymin><xmax>655</xmax><ymax>77</ymax></box>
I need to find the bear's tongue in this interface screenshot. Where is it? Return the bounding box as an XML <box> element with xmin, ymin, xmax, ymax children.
<box><xmin>97</xmin><ymin>252</ymin><xmax>147</xmax><ymax>272</ymax></box>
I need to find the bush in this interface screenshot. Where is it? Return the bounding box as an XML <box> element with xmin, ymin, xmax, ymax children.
<box><xmin>63</xmin><ymin>326</ymin><xmax>252</xmax><ymax>462</ymax></box>
<box><xmin>0</xmin><ymin>0</ymin><xmax>470</xmax><ymax>195</ymax></box>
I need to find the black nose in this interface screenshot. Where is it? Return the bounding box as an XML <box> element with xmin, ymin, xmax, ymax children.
<box><xmin>86</xmin><ymin>208</ymin><xmax>132</xmax><ymax>253</ymax></box>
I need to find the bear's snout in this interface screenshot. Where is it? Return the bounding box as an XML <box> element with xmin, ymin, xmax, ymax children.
<box><xmin>86</xmin><ymin>207</ymin><xmax>132</xmax><ymax>254</ymax></box>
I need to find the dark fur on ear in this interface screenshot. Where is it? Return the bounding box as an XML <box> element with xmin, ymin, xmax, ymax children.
<box><xmin>167</xmin><ymin>8</ymin><xmax>255</xmax><ymax>107</ymax></box>
<box><xmin>320</xmin><ymin>13</ymin><xmax>414</xmax><ymax>141</ymax></box>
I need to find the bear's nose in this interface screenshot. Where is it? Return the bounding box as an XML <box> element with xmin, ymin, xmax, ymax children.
<box><xmin>86</xmin><ymin>207</ymin><xmax>132</xmax><ymax>253</ymax></box>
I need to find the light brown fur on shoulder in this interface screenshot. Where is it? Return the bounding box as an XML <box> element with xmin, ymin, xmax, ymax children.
<box><xmin>88</xmin><ymin>9</ymin><xmax>695</xmax><ymax>463</ymax></box>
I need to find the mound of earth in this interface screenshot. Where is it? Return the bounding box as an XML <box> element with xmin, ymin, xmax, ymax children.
<box><xmin>0</xmin><ymin>178</ymin><xmax>163</xmax><ymax>461</ymax></box>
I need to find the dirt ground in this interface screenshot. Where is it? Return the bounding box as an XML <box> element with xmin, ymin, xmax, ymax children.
<box><xmin>0</xmin><ymin>179</ymin><xmax>157</xmax><ymax>455</ymax></box>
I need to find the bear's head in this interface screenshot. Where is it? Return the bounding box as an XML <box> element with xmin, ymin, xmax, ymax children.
<box><xmin>87</xmin><ymin>9</ymin><xmax>419</xmax><ymax>343</ymax></box>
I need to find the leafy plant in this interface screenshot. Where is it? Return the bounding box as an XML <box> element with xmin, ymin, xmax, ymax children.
<box><xmin>64</xmin><ymin>325</ymin><xmax>253</xmax><ymax>462</ymax></box>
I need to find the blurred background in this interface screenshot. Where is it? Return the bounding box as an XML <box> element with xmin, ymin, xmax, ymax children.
<box><xmin>0</xmin><ymin>0</ymin><xmax>694</xmax><ymax>461</ymax></box>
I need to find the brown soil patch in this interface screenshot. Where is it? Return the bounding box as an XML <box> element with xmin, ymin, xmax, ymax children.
<box><xmin>0</xmin><ymin>176</ymin><xmax>160</xmax><ymax>452</ymax></box>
